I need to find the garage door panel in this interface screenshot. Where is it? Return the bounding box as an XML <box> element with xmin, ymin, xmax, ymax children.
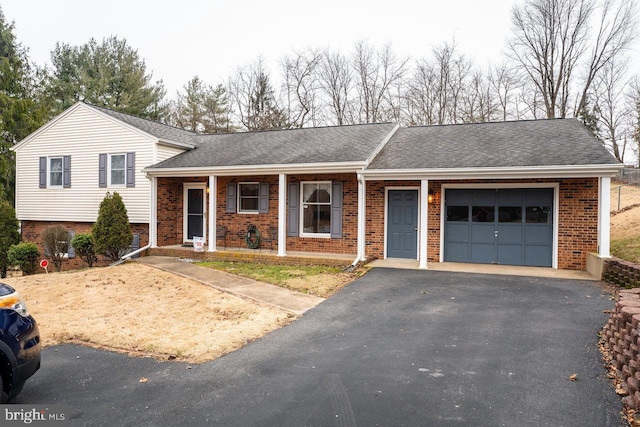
<box><xmin>524</xmin><ymin>226</ymin><xmax>552</xmax><ymax>244</ymax></box>
<box><xmin>498</xmin><ymin>245</ymin><xmax>523</xmax><ymax>265</ymax></box>
<box><xmin>471</xmin><ymin>244</ymin><xmax>495</xmax><ymax>263</ymax></box>
<box><xmin>471</xmin><ymin>224</ymin><xmax>495</xmax><ymax>242</ymax></box>
<box><xmin>445</xmin><ymin>243</ymin><xmax>469</xmax><ymax>262</ymax></box>
<box><xmin>497</xmin><ymin>225</ymin><xmax>523</xmax><ymax>244</ymax></box>
<box><xmin>446</xmin><ymin>223</ymin><xmax>469</xmax><ymax>243</ymax></box>
<box><xmin>525</xmin><ymin>246</ymin><xmax>552</xmax><ymax>266</ymax></box>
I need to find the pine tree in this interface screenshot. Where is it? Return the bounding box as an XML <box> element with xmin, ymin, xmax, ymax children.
<box><xmin>92</xmin><ymin>192</ymin><xmax>133</xmax><ymax>262</ymax></box>
<box><xmin>0</xmin><ymin>7</ymin><xmax>46</xmax><ymax>205</ymax></box>
<box><xmin>0</xmin><ymin>201</ymin><xmax>20</xmax><ymax>278</ymax></box>
<box><xmin>47</xmin><ymin>36</ymin><xmax>168</xmax><ymax>120</ymax></box>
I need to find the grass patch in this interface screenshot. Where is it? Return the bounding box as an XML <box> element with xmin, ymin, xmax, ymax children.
<box><xmin>195</xmin><ymin>261</ymin><xmax>358</xmax><ymax>298</ymax></box>
<box><xmin>611</xmin><ymin>237</ymin><xmax>640</xmax><ymax>264</ymax></box>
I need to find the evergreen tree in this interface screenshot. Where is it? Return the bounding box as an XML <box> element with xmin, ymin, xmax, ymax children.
<box><xmin>47</xmin><ymin>36</ymin><xmax>168</xmax><ymax>120</ymax></box>
<box><xmin>0</xmin><ymin>7</ymin><xmax>46</xmax><ymax>205</ymax></box>
<box><xmin>247</xmin><ymin>72</ymin><xmax>290</xmax><ymax>131</ymax></box>
<box><xmin>92</xmin><ymin>192</ymin><xmax>133</xmax><ymax>262</ymax></box>
<box><xmin>171</xmin><ymin>77</ymin><xmax>232</xmax><ymax>133</ymax></box>
<box><xmin>0</xmin><ymin>201</ymin><xmax>20</xmax><ymax>278</ymax></box>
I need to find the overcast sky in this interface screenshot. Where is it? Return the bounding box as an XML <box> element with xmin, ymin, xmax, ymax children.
<box><xmin>3</xmin><ymin>0</ymin><xmax>640</xmax><ymax>97</ymax></box>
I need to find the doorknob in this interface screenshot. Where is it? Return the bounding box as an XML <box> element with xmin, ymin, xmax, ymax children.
<box><xmin>415</xmin><ymin>227</ymin><xmax>418</xmax><ymax>231</ymax></box>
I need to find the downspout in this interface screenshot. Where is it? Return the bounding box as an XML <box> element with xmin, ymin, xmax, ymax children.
<box><xmin>109</xmin><ymin>244</ymin><xmax>152</xmax><ymax>266</ymax></box>
<box><xmin>350</xmin><ymin>172</ymin><xmax>366</xmax><ymax>268</ymax></box>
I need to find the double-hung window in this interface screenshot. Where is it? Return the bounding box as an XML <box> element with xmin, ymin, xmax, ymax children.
<box><xmin>49</xmin><ymin>157</ymin><xmax>63</xmax><ymax>187</ymax></box>
<box><xmin>238</xmin><ymin>183</ymin><xmax>260</xmax><ymax>213</ymax></box>
<box><xmin>110</xmin><ymin>154</ymin><xmax>126</xmax><ymax>186</ymax></box>
<box><xmin>301</xmin><ymin>182</ymin><xmax>332</xmax><ymax>236</ymax></box>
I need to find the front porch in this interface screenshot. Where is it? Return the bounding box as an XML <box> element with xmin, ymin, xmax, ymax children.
<box><xmin>148</xmin><ymin>245</ymin><xmax>356</xmax><ymax>268</ymax></box>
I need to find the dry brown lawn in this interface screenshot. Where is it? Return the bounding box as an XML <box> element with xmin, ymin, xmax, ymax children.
<box><xmin>611</xmin><ymin>184</ymin><xmax>640</xmax><ymax>241</ymax></box>
<box><xmin>2</xmin><ymin>263</ymin><xmax>295</xmax><ymax>363</ymax></box>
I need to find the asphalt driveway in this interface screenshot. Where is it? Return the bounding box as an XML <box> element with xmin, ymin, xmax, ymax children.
<box><xmin>14</xmin><ymin>269</ymin><xmax>622</xmax><ymax>426</ymax></box>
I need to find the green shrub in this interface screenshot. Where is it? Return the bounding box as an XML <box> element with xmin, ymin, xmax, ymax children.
<box><xmin>41</xmin><ymin>225</ymin><xmax>70</xmax><ymax>272</ymax></box>
<box><xmin>92</xmin><ymin>192</ymin><xmax>133</xmax><ymax>262</ymax></box>
<box><xmin>0</xmin><ymin>201</ymin><xmax>20</xmax><ymax>278</ymax></box>
<box><xmin>8</xmin><ymin>242</ymin><xmax>40</xmax><ymax>275</ymax></box>
<box><xmin>71</xmin><ymin>233</ymin><xmax>98</xmax><ymax>267</ymax></box>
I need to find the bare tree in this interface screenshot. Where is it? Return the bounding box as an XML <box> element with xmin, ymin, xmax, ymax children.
<box><xmin>508</xmin><ymin>0</ymin><xmax>637</xmax><ymax>119</ymax></box>
<box><xmin>459</xmin><ymin>70</ymin><xmax>497</xmax><ymax>123</ymax></box>
<box><xmin>352</xmin><ymin>41</ymin><xmax>408</xmax><ymax>123</ymax></box>
<box><xmin>316</xmin><ymin>50</ymin><xmax>354</xmax><ymax>125</ymax></box>
<box><xmin>592</xmin><ymin>58</ymin><xmax>630</xmax><ymax>161</ymax></box>
<box><xmin>405</xmin><ymin>59</ymin><xmax>439</xmax><ymax>125</ymax></box>
<box><xmin>489</xmin><ymin>64</ymin><xmax>521</xmax><ymax>121</ymax></box>
<box><xmin>229</xmin><ymin>58</ymin><xmax>289</xmax><ymax>131</ymax></box>
<box><xmin>281</xmin><ymin>48</ymin><xmax>323</xmax><ymax>128</ymax></box>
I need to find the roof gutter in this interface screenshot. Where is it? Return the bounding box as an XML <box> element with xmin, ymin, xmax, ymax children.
<box><xmin>143</xmin><ymin>161</ymin><xmax>367</xmax><ymax>177</ymax></box>
<box><xmin>361</xmin><ymin>164</ymin><xmax>623</xmax><ymax>180</ymax></box>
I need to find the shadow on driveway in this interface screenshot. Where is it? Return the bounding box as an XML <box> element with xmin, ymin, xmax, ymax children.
<box><xmin>17</xmin><ymin>269</ymin><xmax>622</xmax><ymax>426</ymax></box>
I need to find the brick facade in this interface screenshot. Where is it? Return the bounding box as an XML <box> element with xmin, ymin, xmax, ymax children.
<box><xmin>20</xmin><ymin>220</ymin><xmax>149</xmax><ymax>271</ymax></box>
<box><xmin>153</xmin><ymin>176</ymin><xmax>600</xmax><ymax>270</ymax></box>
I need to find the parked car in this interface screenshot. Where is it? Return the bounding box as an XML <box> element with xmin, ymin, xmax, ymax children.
<box><xmin>0</xmin><ymin>283</ymin><xmax>41</xmax><ymax>402</ymax></box>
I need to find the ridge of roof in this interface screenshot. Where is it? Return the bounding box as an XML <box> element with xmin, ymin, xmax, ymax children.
<box><xmin>405</xmin><ymin>117</ymin><xmax>579</xmax><ymax>129</ymax></box>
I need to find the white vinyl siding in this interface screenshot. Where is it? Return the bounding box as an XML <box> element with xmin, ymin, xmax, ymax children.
<box><xmin>14</xmin><ymin>104</ymin><xmax>156</xmax><ymax>223</ymax></box>
<box><xmin>156</xmin><ymin>143</ymin><xmax>186</xmax><ymax>163</ymax></box>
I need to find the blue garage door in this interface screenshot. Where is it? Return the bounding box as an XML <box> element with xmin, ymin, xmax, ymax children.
<box><xmin>444</xmin><ymin>188</ymin><xmax>553</xmax><ymax>267</ymax></box>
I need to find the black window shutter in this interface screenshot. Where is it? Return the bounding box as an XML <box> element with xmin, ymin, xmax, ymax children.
<box><xmin>63</xmin><ymin>155</ymin><xmax>71</xmax><ymax>188</ymax></box>
<box><xmin>287</xmin><ymin>182</ymin><xmax>299</xmax><ymax>237</ymax></box>
<box><xmin>39</xmin><ymin>157</ymin><xmax>47</xmax><ymax>188</ymax></box>
<box><xmin>226</xmin><ymin>183</ymin><xmax>237</xmax><ymax>213</ymax></box>
<box><xmin>98</xmin><ymin>153</ymin><xmax>107</xmax><ymax>188</ymax></box>
<box><xmin>126</xmin><ymin>152</ymin><xmax>135</xmax><ymax>187</ymax></box>
<box><xmin>331</xmin><ymin>182</ymin><xmax>343</xmax><ymax>238</ymax></box>
<box><xmin>67</xmin><ymin>230</ymin><xmax>76</xmax><ymax>259</ymax></box>
<box><xmin>258</xmin><ymin>183</ymin><xmax>269</xmax><ymax>213</ymax></box>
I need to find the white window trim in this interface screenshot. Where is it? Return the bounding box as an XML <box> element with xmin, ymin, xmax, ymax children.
<box><xmin>300</xmin><ymin>181</ymin><xmax>332</xmax><ymax>238</ymax></box>
<box><xmin>237</xmin><ymin>182</ymin><xmax>260</xmax><ymax>214</ymax></box>
<box><xmin>48</xmin><ymin>156</ymin><xmax>63</xmax><ymax>188</ymax></box>
<box><xmin>109</xmin><ymin>153</ymin><xmax>126</xmax><ymax>187</ymax></box>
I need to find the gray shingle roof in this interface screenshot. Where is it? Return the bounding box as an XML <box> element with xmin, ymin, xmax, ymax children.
<box><xmin>88</xmin><ymin>103</ymin><xmax>200</xmax><ymax>146</ymax></box>
<box><xmin>151</xmin><ymin>123</ymin><xmax>398</xmax><ymax>168</ymax></box>
<box><xmin>367</xmin><ymin>118</ymin><xmax>619</xmax><ymax>170</ymax></box>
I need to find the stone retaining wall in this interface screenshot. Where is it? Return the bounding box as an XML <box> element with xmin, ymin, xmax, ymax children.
<box><xmin>602</xmin><ymin>288</ymin><xmax>640</xmax><ymax>409</ymax></box>
<box><xmin>603</xmin><ymin>259</ymin><xmax>640</xmax><ymax>288</ymax></box>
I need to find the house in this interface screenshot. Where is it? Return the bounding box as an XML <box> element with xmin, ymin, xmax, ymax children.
<box><xmin>11</xmin><ymin>102</ymin><xmax>621</xmax><ymax>271</ymax></box>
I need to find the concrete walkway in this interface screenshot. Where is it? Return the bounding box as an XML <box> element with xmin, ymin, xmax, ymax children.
<box><xmin>134</xmin><ymin>256</ymin><xmax>324</xmax><ymax>315</ymax></box>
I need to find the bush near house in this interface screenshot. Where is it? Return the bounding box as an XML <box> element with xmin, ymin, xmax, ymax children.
<box><xmin>41</xmin><ymin>225</ymin><xmax>70</xmax><ymax>272</ymax></box>
<box><xmin>71</xmin><ymin>233</ymin><xmax>98</xmax><ymax>267</ymax></box>
<box><xmin>93</xmin><ymin>192</ymin><xmax>133</xmax><ymax>262</ymax></box>
<box><xmin>0</xmin><ymin>201</ymin><xmax>20</xmax><ymax>278</ymax></box>
<box><xmin>8</xmin><ymin>242</ymin><xmax>40</xmax><ymax>275</ymax></box>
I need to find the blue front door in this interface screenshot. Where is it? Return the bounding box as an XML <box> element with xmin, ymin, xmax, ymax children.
<box><xmin>387</xmin><ymin>190</ymin><xmax>418</xmax><ymax>259</ymax></box>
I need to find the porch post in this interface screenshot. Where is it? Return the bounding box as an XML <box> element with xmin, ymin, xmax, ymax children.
<box><xmin>419</xmin><ymin>179</ymin><xmax>429</xmax><ymax>269</ymax></box>
<box><xmin>149</xmin><ymin>176</ymin><xmax>158</xmax><ymax>248</ymax></box>
<box><xmin>598</xmin><ymin>176</ymin><xmax>611</xmax><ymax>258</ymax></box>
<box><xmin>208</xmin><ymin>175</ymin><xmax>217</xmax><ymax>252</ymax></box>
<box><xmin>357</xmin><ymin>173</ymin><xmax>366</xmax><ymax>262</ymax></box>
<box><xmin>278</xmin><ymin>173</ymin><xmax>287</xmax><ymax>257</ymax></box>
